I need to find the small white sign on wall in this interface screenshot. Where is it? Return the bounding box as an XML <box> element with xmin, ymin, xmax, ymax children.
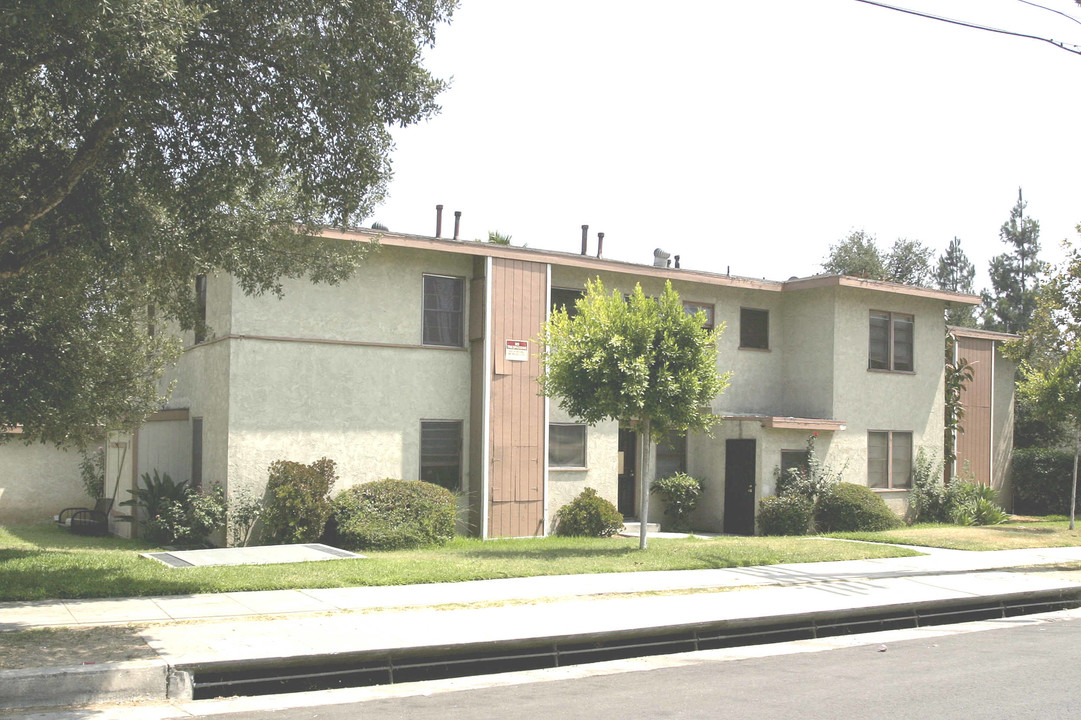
<box><xmin>505</xmin><ymin>340</ymin><xmax>529</xmax><ymax>362</ymax></box>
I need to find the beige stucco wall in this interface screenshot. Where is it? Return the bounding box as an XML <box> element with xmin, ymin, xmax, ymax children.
<box><xmin>992</xmin><ymin>347</ymin><xmax>1017</xmax><ymax>508</ymax></box>
<box><xmin>546</xmin><ymin>405</ymin><xmax>619</xmax><ymax>534</ymax></box>
<box><xmin>222</xmin><ymin>246</ymin><xmax>476</xmax><ymax>532</ymax></box>
<box><xmin>0</xmin><ymin>439</ymin><xmax>89</xmax><ymax>524</ymax></box>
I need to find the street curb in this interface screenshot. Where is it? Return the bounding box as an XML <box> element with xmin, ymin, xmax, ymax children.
<box><xmin>0</xmin><ymin>659</ymin><xmax>172</xmax><ymax>711</ymax></box>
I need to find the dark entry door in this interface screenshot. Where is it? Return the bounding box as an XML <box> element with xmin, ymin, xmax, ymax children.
<box><xmin>724</xmin><ymin>439</ymin><xmax>757</xmax><ymax>535</ymax></box>
<box><xmin>618</xmin><ymin>429</ymin><xmax>637</xmax><ymax>518</ymax></box>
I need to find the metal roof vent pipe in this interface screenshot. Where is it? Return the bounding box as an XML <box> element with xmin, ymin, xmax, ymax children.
<box><xmin>435</xmin><ymin>205</ymin><xmax>444</xmax><ymax>238</ymax></box>
<box><xmin>674</xmin><ymin>255</ymin><xmax>680</xmax><ymax>269</ymax></box>
<box><xmin>581</xmin><ymin>225</ymin><xmax>589</xmax><ymax>255</ymax></box>
<box><xmin>453</xmin><ymin>211</ymin><xmax>461</xmax><ymax>240</ymax></box>
<box><xmin>653</xmin><ymin>248</ymin><xmax>671</xmax><ymax>268</ymax></box>
<box><xmin>597</xmin><ymin>232</ymin><xmax>604</xmax><ymax>259</ymax></box>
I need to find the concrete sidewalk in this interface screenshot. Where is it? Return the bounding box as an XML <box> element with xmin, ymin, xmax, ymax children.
<box><xmin>3</xmin><ymin>544</ymin><xmax>1081</xmax><ymax>714</ymax></box>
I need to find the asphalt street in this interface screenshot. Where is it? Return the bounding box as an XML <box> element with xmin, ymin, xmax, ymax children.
<box><xmin>206</xmin><ymin>612</ymin><xmax>1081</xmax><ymax>720</ymax></box>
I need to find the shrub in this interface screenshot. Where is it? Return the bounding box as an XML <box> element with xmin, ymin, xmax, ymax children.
<box><xmin>775</xmin><ymin>433</ymin><xmax>844</xmax><ymax>504</ymax></box>
<box><xmin>756</xmin><ymin>495</ymin><xmax>813</xmax><ymax>536</ymax></box>
<box><xmin>152</xmin><ymin>484</ymin><xmax>228</xmax><ymax>546</ymax></box>
<box><xmin>119</xmin><ymin>469</ymin><xmax>189</xmax><ymax>542</ymax></box>
<box><xmin>1013</xmin><ymin>448</ymin><xmax>1079</xmax><ymax>516</ymax></box>
<box><xmin>907</xmin><ymin>448</ymin><xmax>952</xmax><ymax>524</ymax></box>
<box><xmin>950</xmin><ymin>481</ymin><xmax>1008</xmax><ymax>526</ymax></box>
<box><xmin>228</xmin><ymin>486</ymin><xmax>264</xmax><ymax>548</ymax></box>
<box><xmin>78</xmin><ymin>445</ymin><xmax>106</xmax><ymax>499</ymax></box>
<box><xmin>650</xmin><ymin>472</ymin><xmax>703</xmax><ymax>531</ymax></box>
<box><xmin>815</xmin><ymin>482</ymin><xmax>902</xmax><ymax>533</ymax></box>
<box><xmin>262</xmin><ymin>458</ymin><xmax>337</xmax><ymax>544</ymax></box>
<box><xmin>554</xmin><ymin>487</ymin><xmax>624</xmax><ymax>537</ymax></box>
<box><xmin>332</xmin><ymin>479</ymin><xmax>456</xmax><ymax>550</ymax></box>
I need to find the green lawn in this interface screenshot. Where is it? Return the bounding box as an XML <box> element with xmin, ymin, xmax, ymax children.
<box><xmin>830</xmin><ymin>516</ymin><xmax>1081</xmax><ymax>551</ymax></box>
<box><xmin>0</xmin><ymin>523</ymin><xmax>919</xmax><ymax>602</ymax></box>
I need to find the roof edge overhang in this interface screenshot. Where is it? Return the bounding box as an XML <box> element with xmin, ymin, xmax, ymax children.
<box><xmin>948</xmin><ymin>326</ymin><xmax>1020</xmax><ymax>342</ymax></box>
<box><xmin>318</xmin><ymin>228</ymin><xmax>980</xmax><ymax>304</ymax></box>
<box><xmin>723</xmin><ymin>415</ymin><xmax>847</xmax><ymax>431</ymax></box>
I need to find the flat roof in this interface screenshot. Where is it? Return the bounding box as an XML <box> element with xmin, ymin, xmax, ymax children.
<box><xmin>319</xmin><ymin>227</ymin><xmax>981</xmax><ymax>305</ymax></box>
<box><xmin>949</xmin><ymin>326</ymin><xmax>1020</xmax><ymax>341</ymax></box>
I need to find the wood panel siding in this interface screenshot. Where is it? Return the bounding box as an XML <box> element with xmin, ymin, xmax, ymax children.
<box><xmin>488</xmin><ymin>258</ymin><xmax>546</xmax><ymax>537</ymax></box>
<box><xmin>956</xmin><ymin>336</ymin><xmax>993</xmax><ymax>485</ymax></box>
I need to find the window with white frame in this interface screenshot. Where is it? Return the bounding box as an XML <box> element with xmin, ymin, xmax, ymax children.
<box><xmin>549</xmin><ymin>423</ymin><xmax>587</xmax><ymax>468</ymax></box>
<box><xmin>867</xmin><ymin>430</ymin><xmax>912</xmax><ymax>489</ymax></box>
<box><xmin>421</xmin><ymin>420</ymin><xmax>462</xmax><ymax>491</ymax></box>
<box><xmin>682</xmin><ymin>301</ymin><xmax>715</xmax><ymax>330</ymax></box>
<box><xmin>423</xmin><ymin>274</ymin><xmax>465</xmax><ymax>347</ymax></box>
<box><xmin>869</xmin><ymin>311</ymin><xmax>913</xmax><ymax>372</ymax></box>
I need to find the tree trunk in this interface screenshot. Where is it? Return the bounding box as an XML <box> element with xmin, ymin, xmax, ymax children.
<box><xmin>638</xmin><ymin>418</ymin><xmax>652</xmax><ymax>550</ymax></box>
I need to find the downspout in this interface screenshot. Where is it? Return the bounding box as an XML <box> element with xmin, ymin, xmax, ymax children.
<box><xmin>480</xmin><ymin>256</ymin><xmax>493</xmax><ymax>539</ymax></box>
<box><xmin>543</xmin><ymin>264</ymin><xmax>552</xmax><ymax>536</ymax></box>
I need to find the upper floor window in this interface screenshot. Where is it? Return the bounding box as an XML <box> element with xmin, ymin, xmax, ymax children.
<box><xmin>869</xmin><ymin>311</ymin><xmax>913</xmax><ymax>372</ymax></box>
<box><xmin>551</xmin><ymin>288</ymin><xmax>585</xmax><ymax>319</ymax></box>
<box><xmin>423</xmin><ymin>274</ymin><xmax>465</xmax><ymax>347</ymax></box>
<box><xmin>740</xmin><ymin>307</ymin><xmax>769</xmax><ymax>350</ymax></box>
<box><xmin>683</xmin><ymin>301</ymin><xmax>715</xmax><ymax>330</ymax></box>
<box><xmin>867</xmin><ymin>430</ymin><xmax>912</xmax><ymax>490</ymax></box>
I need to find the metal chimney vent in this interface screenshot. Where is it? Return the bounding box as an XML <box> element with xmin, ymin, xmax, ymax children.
<box><xmin>653</xmin><ymin>248</ymin><xmax>671</xmax><ymax>268</ymax></box>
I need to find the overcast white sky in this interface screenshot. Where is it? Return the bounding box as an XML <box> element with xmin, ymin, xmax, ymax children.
<box><xmin>372</xmin><ymin>0</ymin><xmax>1081</xmax><ymax>291</ymax></box>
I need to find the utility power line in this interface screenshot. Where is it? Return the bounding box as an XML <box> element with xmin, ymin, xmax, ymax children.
<box><xmin>852</xmin><ymin>0</ymin><xmax>1081</xmax><ymax>56</ymax></box>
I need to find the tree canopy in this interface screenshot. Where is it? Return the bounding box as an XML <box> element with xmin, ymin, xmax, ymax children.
<box><xmin>981</xmin><ymin>192</ymin><xmax>1046</xmax><ymax>333</ymax></box>
<box><xmin>822</xmin><ymin>230</ymin><xmax>933</xmax><ymax>287</ymax></box>
<box><xmin>0</xmin><ymin>1</ymin><xmax>456</xmax><ymax>445</ymax></box>
<box><xmin>935</xmin><ymin>237</ymin><xmax>977</xmax><ymax>327</ymax></box>
<box><xmin>538</xmin><ymin>279</ymin><xmax>728</xmax><ymax>548</ymax></box>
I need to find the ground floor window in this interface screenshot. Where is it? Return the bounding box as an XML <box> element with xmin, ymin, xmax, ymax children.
<box><xmin>656</xmin><ymin>433</ymin><xmax>687</xmax><ymax>479</ymax></box>
<box><xmin>421</xmin><ymin>420</ymin><xmax>462</xmax><ymax>491</ymax></box>
<box><xmin>867</xmin><ymin>430</ymin><xmax>912</xmax><ymax>489</ymax></box>
<box><xmin>780</xmin><ymin>449</ymin><xmax>809</xmax><ymax>481</ymax></box>
<box><xmin>549</xmin><ymin>423</ymin><xmax>587</xmax><ymax>468</ymax></box>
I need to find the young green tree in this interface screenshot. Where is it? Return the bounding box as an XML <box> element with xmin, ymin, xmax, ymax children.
<box><xmin>0</xmin><ymin>1</ymin><xmax>455</xmax><ymax>445</ymax></box>
<box><xmin>1017</xmin><ymin>345</ymin><xmax>1081</xmax><ymax>529</ymax></box>
<box><xmin>539</xmin><ymin>279</ymin><xmax>729</xmax><ymax>549</ymax></box>
<box><xmin>935</xmin><ymin>237</ymin><xmax>978</xmax><ymax>327</ymax></box>
<box><xmin>981</xmin><ymin>191</ymin><xmax>1046</xmax><ymax>333</ymax></box>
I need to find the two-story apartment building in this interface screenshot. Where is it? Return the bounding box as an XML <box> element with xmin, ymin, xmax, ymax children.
<box><xmin>80</xmin><ymin>226</ymin><xmax>1005</xmax><ymax>540</ymax></box>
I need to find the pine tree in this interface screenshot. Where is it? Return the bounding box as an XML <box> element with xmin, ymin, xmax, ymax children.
<box><xmin>980</xmin><ymin>190</ymin><xmax>1046</xmax><ymax>333</ymax></box>
<box><xmin>935</xmin><ymin>237</ymin><xmax>977</xmax><ymax>327</ymax></box>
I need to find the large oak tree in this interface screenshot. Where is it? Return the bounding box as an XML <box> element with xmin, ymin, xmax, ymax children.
<box><xmin>0</xmin><ymin>1</ymin><xmax>456</xmax><ymax>445</ymax></box>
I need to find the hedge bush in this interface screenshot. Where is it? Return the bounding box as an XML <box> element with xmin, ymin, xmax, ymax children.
<box><xmin>650</xmin><ymin>472</ymin><xmax>703</xmax><ymax>531</ymax></box>
<box><xmin>332</xmin><ymin>479</ymin><xmax>456</xmax><ymax>551</ymax></box>
<box><xmin>1013</xmin><ymin>448</ymin><xmax>1079</xmax><ymax>516</ymax></box>
<box><xmin>950</xmin><ymin>481</ymin><xmax>1008</xmax><ymax>526</ymax></box>
<box><xmin>555</xmin><ymin>488</ymin><xmax>624</xmax><ymax>537</ymax></box>
<box><xmin>261</xmin><ymin>458</ymin><xmax>337</xmax><ymax>544</ymax></box>
<box><xmin>756</xmin><ymin>495</ymin><xmax>813</xmax><ymax>536</ymax></box>
<box><xmin>815</xmin><ymin>482</ymin><xmax>902</xmax><ymax>533</ymax></box>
